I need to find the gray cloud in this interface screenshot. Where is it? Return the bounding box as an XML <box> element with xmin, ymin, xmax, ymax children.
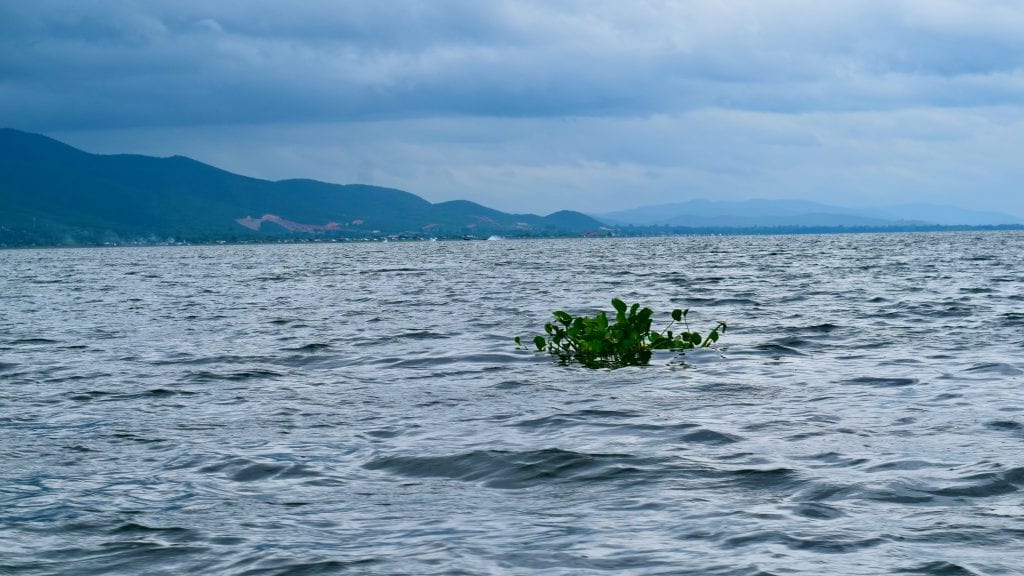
<box><xmin>7</xmin><ymin>1</ymin><xmax>1024</xmax><ymax>215</ymax></box>
<box><xmin>5</xmin><ymin>0</ymin><xmax>1024</xmax><ymax>129</ymax></box>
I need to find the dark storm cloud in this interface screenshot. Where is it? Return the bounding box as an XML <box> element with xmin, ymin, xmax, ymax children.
<box><xmin>4</xmin><ymin>0</ymin><xmax>1024</xmax><ymax>130</ymax></box>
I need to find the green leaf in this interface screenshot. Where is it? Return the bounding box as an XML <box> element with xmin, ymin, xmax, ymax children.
<box><xmin>519</xmin><ymin>301</ymin><xmax>726</xmax><ymax>368</ymax></box>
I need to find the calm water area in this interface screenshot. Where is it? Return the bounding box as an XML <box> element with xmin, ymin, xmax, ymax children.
<box><xmin>2</xmin><ymin>232</ymin><xmax>1023</xmax><ymax>575</ymax></box>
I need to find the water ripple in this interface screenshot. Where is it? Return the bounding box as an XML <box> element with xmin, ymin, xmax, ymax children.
<box><xmin>2</xmin><ymin>232</ymin><xmax>1024</xmax><ymax>575</ymax></box>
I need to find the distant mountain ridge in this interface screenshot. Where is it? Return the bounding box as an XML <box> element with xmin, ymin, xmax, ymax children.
<box><xmin>0</xmin><ymin>128</ymin><xmax>603</xmax><ymax>246</ymax></box>
<box><xmin>595</xmin><ymin>198</ymin><xmax>1023</xmax><ymax>228</ymax></box>
<box><xmin>3</xmin><ymin>128</ymin><xmax>1021</xmax><ymax>248</ymax></box>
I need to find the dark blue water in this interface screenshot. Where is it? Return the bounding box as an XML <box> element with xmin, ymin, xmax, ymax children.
<box><xmin>2</xmin><ymin>232</ymin><xmax>1023</xmax><ymax>575</ymax></box>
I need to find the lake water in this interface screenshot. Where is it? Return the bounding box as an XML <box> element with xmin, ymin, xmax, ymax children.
<box><xmin>2</xmin><ymin>232</ymin><xmax>1023</xmax><ymax>575</ymax></box>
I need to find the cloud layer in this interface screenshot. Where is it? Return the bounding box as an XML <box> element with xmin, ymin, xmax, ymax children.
<box><xmin>4</xmin><ymin>1</ymin><xmax>1023</xmax><ymax>214</ymax></box>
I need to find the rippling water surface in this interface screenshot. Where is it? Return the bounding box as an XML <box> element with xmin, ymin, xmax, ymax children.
<box><xmin>2</xmin><ymin>233</ymin><xmax>1024</xmax><ymax>575</ymax></box>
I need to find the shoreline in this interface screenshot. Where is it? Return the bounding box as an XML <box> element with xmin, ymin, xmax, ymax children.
<box><xmin>2</xmin><ymin>224</ymin><xmax>1023</xmax><ymax>251</ymax></box>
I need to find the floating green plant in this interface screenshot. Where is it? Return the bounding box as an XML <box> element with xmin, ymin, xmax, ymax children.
<box><xmin>516</xmin><ymin>298</ymin><xmax>727</xmax><ymax>368</ymax></box>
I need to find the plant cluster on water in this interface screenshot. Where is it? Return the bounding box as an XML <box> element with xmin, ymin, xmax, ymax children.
<box><xmin>516</xmin><ymin>298</ymin><xmax>727</xmax><ymax>368</ymax></box>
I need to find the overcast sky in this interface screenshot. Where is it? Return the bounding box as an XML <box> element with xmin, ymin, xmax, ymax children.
<box><xmin>3</xmin><ymin>0</ymin><xmax>1023</xmax><ymax>215</ymax></box>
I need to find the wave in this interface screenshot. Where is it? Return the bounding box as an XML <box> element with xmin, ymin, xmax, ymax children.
<box><xmin>363</xmin><ymin>448</ymin><xmax>660</xmax><ymax>489</ymax></box>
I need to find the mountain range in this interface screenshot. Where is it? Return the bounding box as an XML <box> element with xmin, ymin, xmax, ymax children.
<box><xmin>0</xmin><ymin>128</ymin><xmax>601</xmax><ymax>246</ymax></box>
<box><xmin>2</xmin><ymin>128</ymin><xmax>1021</xmax><ymax>248</ymax></box>
<box><xmin>594</xmin><ymin>198</ymin><xmax>1023</xmax><ymax>228</ymax></box>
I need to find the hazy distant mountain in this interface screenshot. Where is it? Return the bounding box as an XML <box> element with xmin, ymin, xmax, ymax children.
<box><xmin>0</xmin><ymin>128</ymin><xmax>602</xmax><ymax>246</ymax></box>
<box><xmin>595</xmin><ymin>198</ymin><xmax>1023</xmax><ymax>228</ymax></box>
<box><xmin>861</xmin><ymin>203</ymin><xmax>1023</xmax><ymax>226</ymax></box>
